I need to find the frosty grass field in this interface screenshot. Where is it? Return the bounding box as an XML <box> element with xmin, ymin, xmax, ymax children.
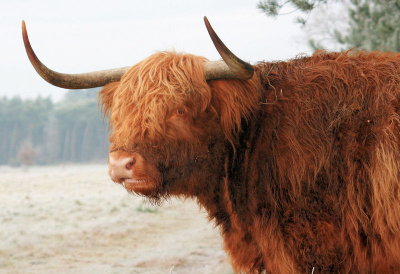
<box><xmin>0</xmin><ymin>164</ymin><xmax>233</xmax><ymax>273</ymax></box>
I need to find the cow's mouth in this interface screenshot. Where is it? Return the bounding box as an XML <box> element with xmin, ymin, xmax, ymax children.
<box><xmin>123</xmin><ymin>178</ymin><xmax>147</xmax><ymax>189</ymax></box>
<box><xmin>122</xmin><ymin>178</ymin><xmax>157</xmax><ymax>196</ymax></box>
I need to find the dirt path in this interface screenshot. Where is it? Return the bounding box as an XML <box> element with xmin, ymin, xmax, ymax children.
<box><xmin>0</xmin><ymin>164</ymin><xmax>233</xmax><ymax>273</ymax></box>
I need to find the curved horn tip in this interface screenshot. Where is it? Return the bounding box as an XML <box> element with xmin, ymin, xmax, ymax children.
<box><xmin>203</xmin><ymin>16</ymin><xmax>254</xmax><ymax>80</ymax></box>
<box><xmin>22</xmin><ymin>21</ymin><xmax>28</xmax><ymax>39</ymax></box>
<box><xmin>21</xmin><ymin>21</ymin><xmax>130</xmax><ymax>89</ymax></box>
<box><xmin>22</xmin><ymin>21</ymin><xmax>27</xmax><ymax>39</ymax></box>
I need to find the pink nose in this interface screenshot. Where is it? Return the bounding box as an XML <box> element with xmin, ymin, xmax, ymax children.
<box><xmin>109</xmin><ymin>155</ymin><xmax>136</xmax><ymax>181</ymax></box>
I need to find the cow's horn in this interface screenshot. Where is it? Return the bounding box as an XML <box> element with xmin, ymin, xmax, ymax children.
<box><xmin>22</xmin><ymin>21</ymin><xmax>130</xmax><ymax>89</ymax></box>
<box><xmin>203</xmin><ymin>17</ymin><xmax>254</xmax><ymax>81</ymax></box>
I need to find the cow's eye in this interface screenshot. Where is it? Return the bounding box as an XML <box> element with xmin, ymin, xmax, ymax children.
<box><xmin>168</xmin><ymin>108</ymin><xmax>188</xmax><ymax>121</ymax></box>
<box><xmin>176</xmin><ymin>109</ymin><xmax>186</xmax><ymax>115</ymax></box>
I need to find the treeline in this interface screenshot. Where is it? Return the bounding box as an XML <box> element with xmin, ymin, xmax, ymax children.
<box><xmin>0</xmin><ymin>88</ymin><xmax>110</xmax><ymax>166</ymax></box>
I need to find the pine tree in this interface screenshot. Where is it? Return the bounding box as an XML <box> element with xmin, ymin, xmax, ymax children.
<box><xmin>343</xmin><ymin>0</ymin><xmax>400</xmax><ymax>51</ymax></box>
<box><xmin>258</xmin><ymin>0</ymin><xmax>400</xmax><ymax>52</ymax></box>
<box><xmin>257</xmin><ymin>0</ymin><xmax>328</xmax><ymax>24</ymax></box>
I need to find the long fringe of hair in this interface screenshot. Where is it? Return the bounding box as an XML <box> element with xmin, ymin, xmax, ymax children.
<box><xmin>99</xmin><ymin>51</ymin><xmax>262</xmax><ymax>153</ymax></box>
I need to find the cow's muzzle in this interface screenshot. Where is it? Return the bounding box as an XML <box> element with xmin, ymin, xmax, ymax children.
<box><xmin>108</xmin><ymin>152</ymin><xmax>136</xmax><ymax>183</ymax></box>
<box><xmin>108</xmin><ymin>150</ymin><xmax>160</xmax><ymax>196</ymax></box>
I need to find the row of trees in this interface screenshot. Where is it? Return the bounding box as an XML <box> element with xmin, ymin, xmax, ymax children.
<box><xmin>0</xmin><ymin>88</ymin><xmax>109</xmax><ymax>166</ymax></box>
<box><xmin>258</xmin><ymin>0</ymin><xmax>400</xmax><ymax>52</ymax></box>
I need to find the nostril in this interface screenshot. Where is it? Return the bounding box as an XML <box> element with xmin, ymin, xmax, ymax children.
<box><xmin>109</xmin><ymin>153</ymin><xmax>137</xmax><ymax>182</ymax></box>
<box><xmin>126</xmin><ymin>158</ymin><xmax>136</xmax><ymax>170</ymax></box>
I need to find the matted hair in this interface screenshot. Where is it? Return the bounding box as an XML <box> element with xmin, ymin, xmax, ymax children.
<box><xmin>99</xmin><ymin>51</ymin><xmax>263</xmax><ymax>152</ymax></box>
<box><xmin>100</xmin><ymin>52</ymin><xmax>211</xmax><ymax>150</ymax></box>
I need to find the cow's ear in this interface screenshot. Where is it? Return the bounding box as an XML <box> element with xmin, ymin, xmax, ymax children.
<box><xmin>98</xmin><ymin>82</ymin><xmax>119</xmax><ymax>118</ymax></box>
<box><xmin>209</xmin><ymin>79</ymin><xmax>261</xmax><ymax>147</ymax></box>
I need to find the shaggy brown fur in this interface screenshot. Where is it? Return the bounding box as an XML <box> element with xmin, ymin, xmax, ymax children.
<box><xmin>100</xmin><ymin>50</ymin><xmax>400</xmax><ymax>273</ymax></box>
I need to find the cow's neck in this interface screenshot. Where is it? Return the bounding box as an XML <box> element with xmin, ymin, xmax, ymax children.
<box><xmin>196</xmin><ymin>106</ymin><xmax>265</xmax><ymax>231</ymax></box>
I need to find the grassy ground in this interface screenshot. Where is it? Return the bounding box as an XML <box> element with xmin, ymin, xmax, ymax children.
<box><xmin>0</xmin><ymin>164</ymin><xmax>233</xmax><ymax>274</ymax></box>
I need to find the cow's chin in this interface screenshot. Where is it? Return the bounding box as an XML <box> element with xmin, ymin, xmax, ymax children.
<box><xmin>122</xmin><ymin>178</ymin><xmax>158</xmax><ymax>196</ymax></box>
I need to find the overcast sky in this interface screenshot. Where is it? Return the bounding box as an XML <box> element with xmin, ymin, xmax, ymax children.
<box><xmin>1</xmin><ymin>0</ymin><xmax>311</xmax><ymax>102</ymax></box>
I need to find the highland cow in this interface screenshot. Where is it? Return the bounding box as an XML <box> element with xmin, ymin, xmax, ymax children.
<box><xmin>22</xmin><ymin>18</ymin><xmax>400</xmax><ymax>273</ymax></box>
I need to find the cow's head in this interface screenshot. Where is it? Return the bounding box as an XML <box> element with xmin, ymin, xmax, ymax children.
<box><xmin>22</xmin><ymin>17</ymin><xmax>261</xmax><ymax>200</ymax></box>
